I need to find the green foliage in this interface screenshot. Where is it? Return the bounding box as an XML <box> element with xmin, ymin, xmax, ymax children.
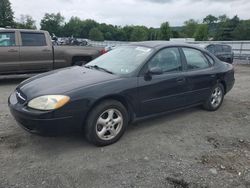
<box><xmin>40</xmin><ymin>13</ymin><xmax>65</xmax><ymax>36</ymax></box>
<box><xmin>0</xmin><ymin>0</ymin><xmax>14</xmax><ymax>27</ymax></box>
<box><xmin>232</xmin><ymin>20</ymin><xmax>250</xmax><ymax>40</ymax></box>
<box><xmin>89</xmin><ymin>27</ymin><xmax>104</xmax><ymax>41</ymax></box>
<box><xmin>159</xmin><ymin>22</ymin><xmax>171</xmax><ymax>40</ymax></box>
<box><xmin>15</xmin><ymin>15</ymin><xmax>36</xmax><ymax>29</ymax></box>
<box><xmin>194</xmin><ymin>24</ymin><xmax>208</xmax><ymax>41</ymax></box>
<box><xmin>183</xmin><ymin>19</ymin><xmax>198</xmax><ymax>38</ymax></box>
<box><xmin>203</xmin><ymin>15</ymin><xmax>218</xmax><ymax>24</ymax></box>
<box><xmin>215</xmin><ymin>15</ymin><xmax>240</xmax><ymax>40</ymax></box>
<box><xmin>129</xmin><ymin>26</ymin><xmax>148</xmax><ymax>41</ymax></box>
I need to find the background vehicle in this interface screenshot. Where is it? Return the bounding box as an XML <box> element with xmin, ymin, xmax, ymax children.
<box><xmin>203</xmin><ymin>44</ymin><xmax>234</xmax><ymax>64</ymax></box>
<box><xmin>8</xmin><ymin>42</ymin><xmax>235</xmax><ymax>146</ymax></box>
<box><xmin>0</xmin><ymin>29</ymin><xmax>105</xmax><ymax>75</ymax></box>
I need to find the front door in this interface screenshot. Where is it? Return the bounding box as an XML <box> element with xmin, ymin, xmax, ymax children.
<box><xmin>0</xmin><ymin>31</ymin><xmax>20</xmax><ymax>74</ymax></box>
<box><xmin>138</xmin><ymin>47</ymin><xmax>188</xmax><ymax>117</ymax></box>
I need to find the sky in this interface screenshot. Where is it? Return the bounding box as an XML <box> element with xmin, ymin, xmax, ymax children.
<box><xmin>10</xmin><ymin>0</ymin><xmax>250</xmax><ymax>28</ymax></box>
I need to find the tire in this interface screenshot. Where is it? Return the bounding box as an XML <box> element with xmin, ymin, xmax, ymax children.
<box><xmin>73</xmin><ymin>61</ymin><xmax>87</xmax><ymax>66</ymax></box>
<box><xmin>85</xmin><ymin>100</ymin><xmax>128</xmax><ymax>146</ymax></box>
<box><xmin>203</xmin><ymin>83</ymin><xmax>225</xmax><ymax>111</ymax></box>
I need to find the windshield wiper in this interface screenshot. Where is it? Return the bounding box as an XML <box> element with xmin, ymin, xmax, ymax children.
<box><xmin>85</xmin><ymin>65</ymin><xmax>114</xmax><ymax>74</ymax></box>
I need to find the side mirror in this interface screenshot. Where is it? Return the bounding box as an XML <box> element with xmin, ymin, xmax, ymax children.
<box><xmin>148</xmin><ymin>67</ymin><xmax>163</xmax><ymax>75</ymax></box>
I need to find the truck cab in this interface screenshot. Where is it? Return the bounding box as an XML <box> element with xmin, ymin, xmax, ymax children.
<box><xmin>0</xmin><ymin>29</ymin><xmax>103</xmax><ymax>75</ymax></box>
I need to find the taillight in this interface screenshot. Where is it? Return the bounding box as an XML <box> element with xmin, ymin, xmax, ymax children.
<box><xmin>100</xmin><ymin>49</ymin><xmax>107</xmax><ymax>55</ymax></box>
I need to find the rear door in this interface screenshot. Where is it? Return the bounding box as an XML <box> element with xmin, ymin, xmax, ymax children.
<box><xmin>19</xmin><ymin>31</ymin><xmax>53</xmax><ymax>72</ymax></box>
<box><xmin>138</xmin><ymin>47</ymin><xmax>188</xmax><ymax>117</ymax></box>
<box><xmin>0</xmin><ymin>31</ymin><xmax>20</xmax><ymax>74</ymax></box>
<box><xmin>181</xmin><ymin>47</ymin><xmax>216</xmax><ymax>105</ymax></box>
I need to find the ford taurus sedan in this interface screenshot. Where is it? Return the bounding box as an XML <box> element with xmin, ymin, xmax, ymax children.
<box><xmin>8</xmin><ymin>42</ymin><xmax>235</xmax><ymax>146</ymax></box>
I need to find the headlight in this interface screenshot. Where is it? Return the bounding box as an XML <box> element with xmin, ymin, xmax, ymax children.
<box><xmin>28</xmin><ymin>95</ymin><xmax>70</xmax><ymax>111</ymax></box>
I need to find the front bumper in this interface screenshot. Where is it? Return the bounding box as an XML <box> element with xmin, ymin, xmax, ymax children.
<box><xmin>8</xmin><ymin>92</ymin><xmax>84</xmax><ymax>134</ymax></box>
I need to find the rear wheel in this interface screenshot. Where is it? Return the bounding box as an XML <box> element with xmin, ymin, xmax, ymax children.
<box><xmin>203</xmin><ymin>83</ymin><xmax>224</xmax><ymax>111</ymax></box>
<box><xmin>85</xmin><ymin>100</ymin><xmax>128</xmax><ymax>146</ymax></box>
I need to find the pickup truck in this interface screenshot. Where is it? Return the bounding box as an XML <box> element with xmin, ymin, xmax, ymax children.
<box><xmin>0</xmin><ymin>29</ymin><xmax>105</xmax><ymax>75</ymax></box>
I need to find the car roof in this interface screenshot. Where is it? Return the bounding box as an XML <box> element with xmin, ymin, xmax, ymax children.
<box><xmin>0</xmin><ymin>28</ymin><xmax>47</xmax><ymax>33</ymax></box>
<box><xmin>128</xmin><ymin>41</ymin><xmax>205</xmax><ymax>51</ymax></box>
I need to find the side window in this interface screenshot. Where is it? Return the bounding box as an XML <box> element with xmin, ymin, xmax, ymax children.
<box><xmin>206</xmin><ymin>45</ymin><xmax>215</xmax><ymax>54</ymax></box>
<box><xmin>205</xmin><ymin>54</ymin><xmax>215</xmax><ymax>65</ymax></box>
<box><xmin>222</xmin><ymin>45</ymin><xmax>231</xmax><ymax>52</ymax></box>
<box><xmin>0</xmin><ymin>32</ymin><xmax>16</xmax><ymax>47</ymax></box>
<box><xmin>215</xmin><ymin>45</ymin><xmax>223</xmax><ymax>52</ymax></box>
<box><xmin>148</xmin><ymin>48</ymin><xmax>182</xmax><ymax>73</ymax></box>
<box><xmin>21</xmin><ymin>32</ymin><xmax>47</xmax><ymax>46</ymax></box>
<box><xmin>182</xmin><ymin>48</ymin><xmax>210</xmax><ymax>70</ymax></box>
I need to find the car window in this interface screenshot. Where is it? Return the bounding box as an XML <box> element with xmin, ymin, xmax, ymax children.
<box><xmin>206</xmin><ymin>45</ymin><xmax>215</xmax><ymax>54</ymax></box>
<box><xmin>215</xmin><ymin>45</ymin><xmax>223</xmax><ymax>52</ymax></box>
<box><xmin>87</xmin><ymin>46</ymin><xmax>153</xmax><ymax>75</ymax></box>
<box><xmin>148</xmin><ymin>48</ymin><xmax>182</xmax><ymax>73</ymax></box>
<box><xmin>182</xmin><ymin>48</ymin><xmax>210</xmax><ymax>70</ymax></box>
<box><xmin>21</xmin><ymin>32</ymin><xmax>47</xmax><ymax>46</ymax></box>
<box><xmin>222</xmin><ymin>45</ymin><xmax>231</xmax><ymax>52</ymax></box>
<box><xmin>0</xmin><ymin>32</ymin><xmax>16</xmax><ymax>47</ymax></box>
<box><xmin>205</xmin><ymin>54</ymin><xmax>215</xmax><ymax>65</ymax></box>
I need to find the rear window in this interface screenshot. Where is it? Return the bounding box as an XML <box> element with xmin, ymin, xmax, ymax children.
<box><xmin>21</xmin><ymin>32</ymin><xmax>47</xmax><ymax>46</ymax></box>
<box><xmin>222</xmin><ymin>45</ymin><xmax>231</xmax><ymax>52</ymax></box>
<box><xmin>0</xmin><ymin>32</ymin><xmax>15</xmax><ymax>47</ymax></box>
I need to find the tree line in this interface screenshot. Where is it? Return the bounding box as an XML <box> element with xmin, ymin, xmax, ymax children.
<box><xmin>1</xmin><ymin>0</ymin><xmax>250</xmax><ymax>41</ymax></box>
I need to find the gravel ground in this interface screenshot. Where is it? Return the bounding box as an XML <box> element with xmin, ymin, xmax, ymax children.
<box><xmin>0</xmin><ymin>64</ymin><xmax>249</xmax><ymax>188</ymax></box>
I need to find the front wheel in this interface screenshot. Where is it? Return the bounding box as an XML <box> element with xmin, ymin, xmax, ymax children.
<box><xmin>85</xmin><ymin>100</ymin><xmax>128</xmax><ymax>146</ymax></box>
<box><xmin>203</xmin><ymin>83</ymin><xmax>224</xmax><ymax>111</ymax></box>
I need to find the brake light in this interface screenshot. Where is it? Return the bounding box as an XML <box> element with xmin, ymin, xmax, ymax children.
<box><xmin>100</xmin><ymin>49</ymin><xmax>107</xmax><ymax>55</ymax></box>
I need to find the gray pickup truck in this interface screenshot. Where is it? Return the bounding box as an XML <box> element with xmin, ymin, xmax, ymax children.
<box><xmin>0</xmin><ymin>29</ymin><xmax>104</xmax><ymax>75</ymax></box>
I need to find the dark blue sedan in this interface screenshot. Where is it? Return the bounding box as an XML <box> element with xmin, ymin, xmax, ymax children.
<box><xmin>9</xmin><ymin>42</ymin><xmax>235</xmax><ymax>146</ymax></box>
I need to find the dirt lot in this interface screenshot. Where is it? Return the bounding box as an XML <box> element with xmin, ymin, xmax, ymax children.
<box><xmin>0</xmin><ymin>64</ymin><xmax>249</xmax><ymax>188</ymax></box>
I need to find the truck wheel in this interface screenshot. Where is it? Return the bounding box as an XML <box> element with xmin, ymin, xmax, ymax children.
<box><xmin>84</xmin><ymin>100</ymin><xmax>128</xmax><ymax>146</ymax></box>
<box><xmin>73</xmin><ymin>61</ymin><xmax>87</xmax><ymax>66</ymax></box>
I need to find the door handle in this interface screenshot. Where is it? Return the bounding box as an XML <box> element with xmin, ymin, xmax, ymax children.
<box><xmin>42</xmin><ymin>49</ymin><xmax>51</xmax><ymax>52</ymax></box>
<box><xmin>8</xmin><ymin>49</ymin><xmax>18</xmax><ymax>53</ymax></box>
<box><xmin>176</xmin><ymin>77</ymin><xmax>186</xmax><ymax>83</ymax></box>
<box><xmin>210</xmin><ymin>74</ymin><xmax>216</xmax><ymax>78</ymax></box>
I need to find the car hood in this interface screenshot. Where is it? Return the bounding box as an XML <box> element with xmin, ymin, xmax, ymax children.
<box><xmin>17</xmin><ymin>66</ymin><xmax>119</xmax><ymax>99</ymax></box>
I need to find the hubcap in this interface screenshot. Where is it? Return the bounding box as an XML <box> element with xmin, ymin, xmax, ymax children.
<box><xmin>96</xmin><ymin>109</ymin><xmax>123</xmax><ymax>141</ymax></box>
<box><xmin>210</xmin><ymin>87</ymin><xmax>223</xmax><ymax>108</ymax></box>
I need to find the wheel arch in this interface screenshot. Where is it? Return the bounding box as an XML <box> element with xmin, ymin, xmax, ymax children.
<box><xmin>72</xmin><ymin>56</ymin><xmax>92</xmax><ymax>65</ymax></box>
<box><xmin>83</xmin><ymin>95</ymin><xmax>135</xmax><ymax>127</ymax></box>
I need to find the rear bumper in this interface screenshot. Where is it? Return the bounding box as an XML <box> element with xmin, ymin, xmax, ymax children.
<box><xmin>8</xmin><ymin>92</ymin><xmax>83</xmax><ymax>134</ymax></box>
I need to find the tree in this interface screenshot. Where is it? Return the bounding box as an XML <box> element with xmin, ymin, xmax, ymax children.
<box><xmin>232</xmin><ymin>20</ymin><xmax>250</xmax><ymax>40</ymax></box>
<box><xmin>63</xmin><ymin>17</ymin><xmax>83</xmax><ymax>37</ymax></box>
<box><xmin>0</xmin><ymin>0</ymin><xmax>14</xmax><ymax>27</ymax></box>
<box><xmin>183</xmin><ymin>19</ymin><xmax>198</xmax><ymax>38</ymax></box>
<box><xmin>15</xmin><ymin>15</ymin><xmax>36</xmax><ymax>29</ymax></box>
<box><xmin>80</xmin><ymin>19</ymin><xmax>98</xmax><ymax>38</ymax></box>
<box><xmin>194</xmin><ymin>24</ymin><xmax>208</xmax><ymax>41</ymax></box>
<box><xmin>89</xmin><ymin>27</ymin><xmax>104</xmax><ymax>41</ymax></box>
<box><xmin>40</xmin><ymin>13</ymin><xmax>65</xmax><ymax>36</ymax></box>
<box><xmin>215</xmin><ymin>15</ymin><xmax>240</xmax><ymax>40</ymax></box>
<box><xmin>129</xmin><ymin>26</ymin><xmax>148</xmax><ymax>41</ymax></box>
<box><xmin>203</xmin><ymin>15</ymin><xmax>218</xmax><ymax>24</ymax></box>
<box><xmin>159</xmin><ymin>21</ymin><xmax>171</xmax><ymax>40</ymax></box>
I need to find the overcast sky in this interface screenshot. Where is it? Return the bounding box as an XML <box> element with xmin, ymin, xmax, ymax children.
<box><xmin>10</xmin><ymin>0</ymin><xmax>250</xmax><ymax>28</ymax></box>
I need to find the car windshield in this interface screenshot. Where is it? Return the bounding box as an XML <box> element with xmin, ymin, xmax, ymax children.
<box><xmin>86</xmin><ymin>46</ymin><xmax>153</xmax><ymax>75</ymax></box>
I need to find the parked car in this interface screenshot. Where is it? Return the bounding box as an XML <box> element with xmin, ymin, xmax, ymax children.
<box><xmin>8</xmin><ymin>42</ymin><xmax>235</xmax><ymax>146</ymax></box>
<box><xmin>203</xmin><ymin>44</ymin><xmax>234</xmax><ymax>64</ymax></box>
<box><xmin>0</xmin><ymin>29</ymin><xmax>105</xmax><ymax>75</ymax></box>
